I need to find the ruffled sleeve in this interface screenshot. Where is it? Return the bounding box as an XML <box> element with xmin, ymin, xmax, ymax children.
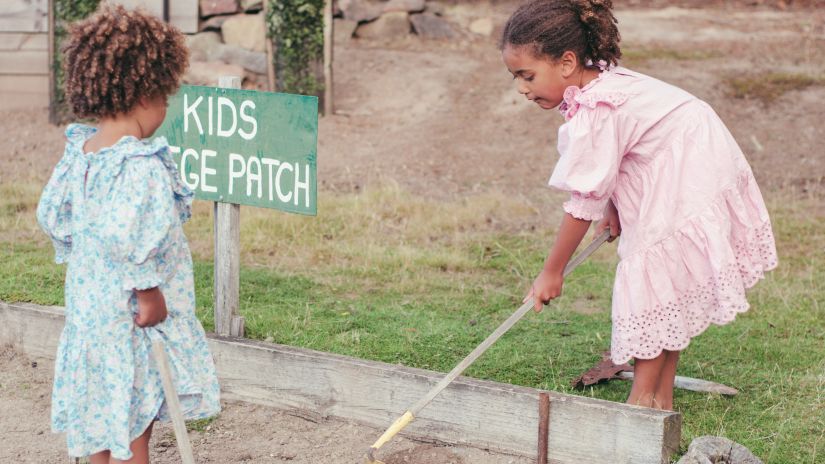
<box><xmin>35</xmin><ymin>125</ymin><xmax>92</xmax><ymax>263</ymax></box>
<box><xmin>36</xmin><ymin>150</ymin><xmax>76</xmax><ymax>263</ymax></box>
<box><xmin>549</xmin><ymin>92</ymin><xmax>628</xmax><ymax>221</ymax></box>
<box><xmin>102</xmin><ymin>153</ymin><xmax>181</xmax><ymax>291</ymax></box>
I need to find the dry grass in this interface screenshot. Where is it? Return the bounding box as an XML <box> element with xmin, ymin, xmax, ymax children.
<box><xmin>725</xmin><ymin>72</ymin><xmax>825</xmax><ymax>104</ymax></box>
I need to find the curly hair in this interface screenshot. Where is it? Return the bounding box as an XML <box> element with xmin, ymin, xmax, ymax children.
<box><xmin>62</xmin><ymin>3</ymin><xmax>188</xmax><ymax>119</ymax></box>
<box><xmin>500</xmin><ymin>0</ymin><xmax>621</xmax><ymax>67</ymax></box>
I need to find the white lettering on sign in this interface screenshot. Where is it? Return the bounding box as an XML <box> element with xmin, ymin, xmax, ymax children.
<box><xmin>182</xmin><ymin>95</ymin><xmax>257</xmax><ymax>140</ymax></box>
<box><xmin>238</xmin><ymin>100</ymin><xmax>257</xmax><ymax>140</ymax></box>
<box><xmin>184</xmin><ymin>94</ymin><xmax>204</xmax><ymax>135</ymax></box>
<box><xmin>262</xmin><ymin>158</ymin><xmax>280</xmax><ymax>201</ymax></box>
<box><xmin>228</xmin><ymin>153</ymin><xmax>246</xmax><ymax>195</ymax></box>
<box><xmin>171</xmin><ymin>146</ymin><xmax>311</xmax><ymax>209</ymax></box>
<box><xmin>180</xmin><ymin>148</ymin><xmax>200</xmax><ymax>190</ymax></box>
<box><xmin>217</xmin><ymin>97</ymin><xmax>238</xmax><ymax>138</ymax></box>
<box><xmin>247</xmin><ymin>156</ymin><xmax>262</xmax><ymax>198</ymax></box>
<box><xmin>201</xmin><ymin>149</ymin><xmax>218</xmax><ymax>193</ymax></box>
<box><xmin>275</xmin><ymin>162</ymin><xmax>293</xmax><ymax>204</ymax></box>
<box><xmin>295</xmin><ymin>163</ymin><xmax>311</xmax><ymax>207</ymax></box>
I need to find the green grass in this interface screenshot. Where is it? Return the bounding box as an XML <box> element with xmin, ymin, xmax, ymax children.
<box><xmin>1</xmin><ymin>183</ymin><xmax>823</xmax><ymax>462</ymax></box>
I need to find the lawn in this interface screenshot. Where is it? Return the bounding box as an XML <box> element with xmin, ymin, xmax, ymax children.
<box><xmin>1</xmin><ymin>183</ymin><xmax>823</xmax><ymax>462</ymax></box>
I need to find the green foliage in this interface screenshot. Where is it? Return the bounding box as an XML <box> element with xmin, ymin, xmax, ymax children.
<box><xmin>265</xmin><ymin>0</ymin><xmax>325</xmax><ymax>96</ymax></box>
<box><xmin>52</xmin><ymin>0</ymin><xmax>101</xmax><ymax>122</ymax></box>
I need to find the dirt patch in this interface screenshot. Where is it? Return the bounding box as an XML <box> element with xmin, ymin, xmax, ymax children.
<box><xmin>0</xmin><ymin>348</ymin><xmax>529</xmax><ymax>463</ymax></box>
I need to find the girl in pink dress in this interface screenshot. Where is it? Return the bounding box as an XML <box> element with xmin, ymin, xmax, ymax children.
<box><xmin>501</xmin><ymin>0</ymin><xmax>777</xmax><ymax>409</ymax></box>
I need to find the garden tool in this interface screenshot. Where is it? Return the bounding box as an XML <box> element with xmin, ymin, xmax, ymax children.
<box><xmin>152</xmin><ymin>340</ymin><xmax>197</xmax><ymax>464</ymax></box>
<box><xmin>365</xmin><ymin>230</ymin><xmax>612</xmax><ymax>464</ymax></box>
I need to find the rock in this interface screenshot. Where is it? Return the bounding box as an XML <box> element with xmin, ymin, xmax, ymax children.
<box><xmin>221</xmin><ymin>12</ymin><xmax>267</xmax><ymax>52</ymax></box>
<box><xmin>342</xmin><ymin>0</ymin><xmax>383</xmax><ymax>23</ymax></box>
<box><xmin>383</xmin><ymin>0</ymin><xmax>425</xmax><ymax>13</ymax></box>
<box><xmin>410</xmin><ymin>13</ymin><xmax>455</xmax><ymax>39</ymax></box>
<box><xmin>424</xmin><ymin>1</ymin><xmax>445</xmax><ymax>16</ymax></box>
<box><xmin>199</xmin><ymin>14</ymin><xmax>233</xmax><ymax>31</ymax></box>
<box><xmin>184</xmin><ymin>61</ymin><xmax>247</xmax><ymax>86</ymax></box>
<box><xmin>186</xmin><ymin>31</ymin><xmax>222</xmax><ymax>61</ymax></box>
<box><xmin>356</xmin><ymin>11</ymin><xmax>410</xmax><ymax>39</ymax></box>
<box><xmin>240</xmin><ymin>0</ymin><xmax>263</xmax><ymax>12</ymax></box>
<box><xmin>469</xmin><ymin>17</ymin><xmax>494</xmax><ymax>36</ymax></box>
<box><xmin>200</xmin><ymin>0</ymin><xmax>239</xmax><ymax>17</ymax></box>
<box><xmin>676</xmin><ymin>436</ymin><xmax>763</xmax><ymax>464</ymax></box>
<box><xmin>334</xmin><ymin>18</ymin><xmax>359</xmax><ymax>42</ymax></box>
<box><xmin>214</xmin><ymin>44</ymin><xmax>268</xmax><ymax>74</ymax></box>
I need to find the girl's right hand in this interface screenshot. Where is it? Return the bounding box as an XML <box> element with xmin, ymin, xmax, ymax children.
<box><xmin>523</xmin><ymin>269</ymin><xmax>564</xmax><ymax>313</ymax></box>
<box><xmin>595</xmin><ymin>199</ymin><xmax>621</xmax><ymax>242</ymax></box>
<box><xmin>135</xmin><ymin>287</ymin><xmax>168</xmax><ymax>327</ymax></box>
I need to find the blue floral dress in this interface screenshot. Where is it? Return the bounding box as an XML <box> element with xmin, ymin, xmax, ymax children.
<box><xmin>36</xmin><ymin>124</ymin><xmax>221</xmax><ymax>460</ymax></box>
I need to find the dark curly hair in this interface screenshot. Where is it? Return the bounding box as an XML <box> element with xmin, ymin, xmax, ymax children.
<box><xmin>500</xmin><ymin>0</ymin><xmax>621</xmax><ymax>67</ymax></box>
<box><xmin>62</xmin><ymin>3</ymin><xmax>188</xmax><ymax>119</ymax></box>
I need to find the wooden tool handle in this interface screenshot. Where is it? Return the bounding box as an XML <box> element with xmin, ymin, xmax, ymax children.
<box><xmin>409</xmin><ymin>230</ymin><xmax>611</xmax><ymax>415</ymax></box>
<box><xmin>152</xmin><ymin>340</ymin><xmax>197</xmax><ymax>464</ymax></box>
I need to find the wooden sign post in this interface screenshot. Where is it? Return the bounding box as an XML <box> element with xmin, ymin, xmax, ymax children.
<box><xmin>158</xmin><ymin>77</ymin><xmax>319</xmax><ymax>337</ymax></box>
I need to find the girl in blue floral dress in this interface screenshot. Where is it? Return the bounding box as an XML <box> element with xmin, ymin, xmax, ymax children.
<box><xmin>36</xmin><ymin>5</ymin><xmax>220</xmax><ymax>462</ymax></box>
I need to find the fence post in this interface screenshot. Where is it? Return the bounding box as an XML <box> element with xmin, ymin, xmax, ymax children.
<box><xmin>213</xmin><ymin>75</ymin><xmax>244</xmax><ymax>338</ymax></box>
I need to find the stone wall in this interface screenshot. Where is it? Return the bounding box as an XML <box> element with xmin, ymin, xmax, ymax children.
<box><xmin>185</xmin><ymin>0</ymin><xmax>270</xmax><ymax>89</ymax></box>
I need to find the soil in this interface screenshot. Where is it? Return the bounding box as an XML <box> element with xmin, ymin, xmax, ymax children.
<box><xmin>0</xmin><ymin>348</ymin><xmax>528</xmax><ymax>464</ymax></box>
<box><xmin>1</xmin><ymin>2</ymin><xmax>824</xmax><ymax>462</ymax></box>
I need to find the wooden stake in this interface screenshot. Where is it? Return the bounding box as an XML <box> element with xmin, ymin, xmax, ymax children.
<box><xmin>152</xmin><ymin>341</ymin><xmax>196</xmax><ymax>464</ymax></box>
<box><xmin>264</xmin><ymin>1</ymin><xmax>277</xmax><ymax>92</ymax></box>
<box><xmin>322</xmin><ymin>0</ymin><xmax>333</xmax><ymax>115</ymax></box>
<box><xmin>47</xmin><ymin>0</ymin><xmax>56</xmax><ymax>124</ymax></box>
<box><xmin>214</xmin><ymin>75</ymin><xmax>244</xmax><ymax>338</ymax></box>
<box><xmin>538</xmin><ymin>392</ymin><xmax>550</xmax><ymax>464</ymax></box>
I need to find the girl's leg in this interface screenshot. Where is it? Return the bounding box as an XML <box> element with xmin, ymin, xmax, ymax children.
<box><xmin>627</xmin><ymin>352</ymin><xmax>667</xmax><ymax>408</ymax></box>
<box><xmin>109</xmin><ymin>422</ymin><xmax>154</xmax><ymax>464</ymax></box>
<box><xmin>653</xmin><ymin>350</ymin><xmax>680</xmax><ymax>410</ymax></box>
<box><xmin>89</xmin><ymin>451</ymin><xmax>111</xmax><ymax>464</ymax></box>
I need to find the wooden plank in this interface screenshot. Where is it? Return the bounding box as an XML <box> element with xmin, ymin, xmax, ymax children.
<box><xmin>0</xmin><ymin>0</ymin><xmax>48</xmax><ymax>32</ymax></box>
<box><xmin>0</xmin><ymin>49</ymin><xmax>48</xmax><ymax>74</ymax></box>
<box><xmin>0</xmin><ymin>74</ymin><xmax>49</xmax><ymax>93</ymax></box>
<box><xmin>0</xmin><ymin>32</ymin><xmax>48</xmax><ymax>50</ymax></box>
<box><xmin>322</xmin><ymin>0</ymin><xmax>333</xmax><ymax>116</ymax></box>
<box><xmin>0</xmin><ymin>301</ymin><xmax>682</xmax><ymax>463</ymax></box>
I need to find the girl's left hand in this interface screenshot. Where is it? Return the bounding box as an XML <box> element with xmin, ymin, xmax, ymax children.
<box><xmin>135</xmin><ymin>287</ymin><xmax>168</xmax><ymax>327</ymax></box>
<box><xmin>523</xmin><ymin>269</ymin><xmax>564</xmax><ymax>313</ymax></box>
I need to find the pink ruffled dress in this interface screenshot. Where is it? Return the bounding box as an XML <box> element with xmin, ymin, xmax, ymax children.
<box><xmin>549</xmin><ymin>67</ymin><xmax>778</xmax><ymax>364</ymax></box>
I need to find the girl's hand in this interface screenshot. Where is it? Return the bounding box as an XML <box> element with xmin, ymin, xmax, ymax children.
<box><xmin>595</xmin><ymin>200</ymin><xmax>621</xmax><ymax>242</ymax></box>
<box><xmin>135</xmin><ymin>287</ymin><xmax>168</xmax><ymax>328</ymax></box>
<box><xmin>523</xmin><ymin>269</ymin><xmax>564</xmax><ymax>313</ymax></box>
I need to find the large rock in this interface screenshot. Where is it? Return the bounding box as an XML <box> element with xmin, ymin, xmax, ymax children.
<box><xmin>469</xmin><ymin>17</ymin><xmax>494</xmax><ymax>37</ymax></box>
<box><xmin>356</xmin><ymin>11</ymin><xmax>410</xmax><ymax>39</ymax></box>
<box><xmin>424</xmin><ymin>1</ymin><xmax>445</xmax><ymax>16</ymax></box>
<box><xmin>221</xmin><ymin>12</ymin><xmax>267</xmax><ymax>52</ymax></box>
<box><xmin>200</xmin><ymin>0</ymin><xmax>239</xmax><ymax>17</ymax></box>
<box><xmin>186</xmin><ymin>31</ymin><xmax>222</xmax><ymax>61</ymax></box>
<box><xmin>184</xmin><ymin>61</ymin><xmax>247</xmax><ymax>86</ymax></box>
<box><xmin>214</xmin><ymin>44</ymin><xmax>268</xmax><ymax>74</ymax></box>
<box><xmin>383</xmin><ymin>0</ymin><xmax>425</xmax><ymax>13</ymax></box>
<box><xmin>334</xmin><ymin>18</ymin><xmax>359</xmax><ymax>42</ymax></box>
<box><xmin>676</xmin><ymin>436</ymin><xmax>763</xmax><ymax>464</ymax></box>
<box><xmin>240</xmin><ymin>0</ymin><xmax>263</xmax><ymax>12</ymax></box>
<box><xmin>342</xmin><ymin>0</ymin><xmax>383</xmax><ymax>23</ymax></box>
<box><xmin>410</xmin><ymin>13</ymin><xmax>455</xmax><ymax>39</ymax></box>
<box><xmin>199</xmin><ymin>14</ymin><xmax>233</xmax><ymax>31</ymax></box>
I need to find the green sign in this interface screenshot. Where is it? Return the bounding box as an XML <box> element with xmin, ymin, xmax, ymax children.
<box><xmin>158</xmin><ymin>85</ymin><xmax>318</xmax><ymax>215</ymax></box>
